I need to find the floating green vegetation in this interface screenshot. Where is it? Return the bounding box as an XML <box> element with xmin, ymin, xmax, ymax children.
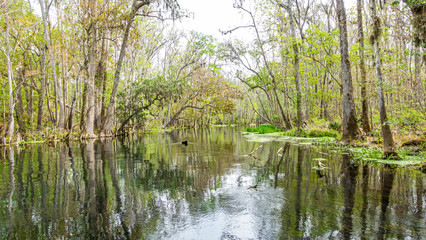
<box><xmin>350</xmin><ymin>147</ymin><xmax>426</xmax><ymax>167</ymax></box>
<box><xmin>25</xmin><ymin>140</ymin><xmax>48</xmax><ymax>144</ymax></box>
<box><xmin>242</xmin><ymin>132</ymin><xmax>281</xmax><ymax>143</ymax></box>
<box><xmin>242</xmin><ymin>131</ymin><xmax>321</xmax><ymax>144</ymax></box>
<box><xmin>242</xmin><ymin>130</ymin><xmax>425</xmax><ymax>170</ymax></box>
<box><xmin>246</xmin><ymin>124</ymin><xmax>282</xmax><ymax>134</ymax></box>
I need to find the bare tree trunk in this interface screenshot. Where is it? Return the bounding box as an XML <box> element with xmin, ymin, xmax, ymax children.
<box><xmin>95</xmin><ymin>32</ymin><xmax>108</xmax><ymax>130</ymax></box>
<box><xmin>4</xmin><ymin>2</ymin><xmax>15</xmax><ymax>140</ymax></box>
<box><xmin>23</xmin><ymin>52</ymin><xmax>33</xmax><ymax>126</ymax></box>
<box><xmin>336</xmin><ymin>0</ymin><xmax>360</xmax><ymax>143</ymax></box>
<box><xmin>85</xmin><ymin>0</ymin><xmax>97</xmax><ymax>139</ymax></box>
<box><xmin>370</xmin><ymin>0</ymin><xmax>398</xmax><ymax>158</ymax></box>
<box><xmin>16</xmin><ymin>80</ymin><xmax>25</xmax><ymax>133</ymax></box>
<box><xmin>287</xmin><ymin>0</ymin><xmax>305</xmax><ymax>131</ymax></box>
<box><xmin>2</xmin><ymin>81</ymin><xmax>6</xmax><ymax>133</ymax></box>
<box><xmin>303</xmin><ymin>63</ymin><xmax>310</xmax><ymax>120</ymax></box>
<box><xmin>37</xmin><ymin>44</ymin><xmax>47</xmax><ymax>128</ymax></box>
<box><xmin>358</xmin><ymin>0</ymin><xmax>371</xmax><ymax>134</ymax></box>
<box><xmin>414</xmin><ymin>46</ymin><xmax>423</xmax><ymax>108</ymax></box>
<box><xmin>39</xmin><ymin>0</ymin><xmax>65</xmax><ymax>129</ymax></box>
<box><xmin>80</xmin><ymin>83</ymin><xmax>87</xmax><ymax>131</ymax></box>
<box><xmin>25</xmin><ymin>80</ymin><xmax>33</xmax><ymax>125</ymax></box>
<box><xmin>67</xmin><ymin>78</ymin><xmax>78</xmax><ymax>135</ymax></box>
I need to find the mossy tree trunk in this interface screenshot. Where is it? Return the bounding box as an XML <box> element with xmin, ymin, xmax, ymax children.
<box><xmin>370</xmin><ymin>0</ymin><xmax>399</xmax><ymax>159</ymax></box>
<box><xmin>336</xmin><ymin>0</ymin><xmax>360</xmax><ymax>143</ymax></box>
<box><xmin>357</xmin><ymin>0</ymin><xmax>371</xmax><ymax>134</ymax></box>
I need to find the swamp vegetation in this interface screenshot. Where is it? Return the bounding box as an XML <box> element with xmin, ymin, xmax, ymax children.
<box><xmin>1</xmin><ymin>0</ymin><xmax>425</xmax><ymax>158</ymax></box>
<box><xmin>0</xmin><ymin>1</ymin><xmax>425</xmax><ymax>236</ymax></box>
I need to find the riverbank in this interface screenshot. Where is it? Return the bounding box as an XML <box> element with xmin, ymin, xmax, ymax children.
<box><xmin>242</xmin><ymin>124</ymin><xmax>426</xmax><ymax>171</ymax></box>
<box><xmin>2</xmin><ymin>123</ymin><xmax>425</xmax><ymax>172</ymax></box>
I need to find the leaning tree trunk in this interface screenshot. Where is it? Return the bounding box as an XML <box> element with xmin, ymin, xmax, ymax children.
<box><xmin>4</xmin><ymin>1</ymin><xmax>15</xmax><ymax>140</ymax></box>
<box><xmin>370</xmin><ymin>0</ymin><xmax>398</xmax><ymax>158</ymax></box>
<box><xmin>336</xmin><ymin>0</ymin><xmax>360</xmax><ymax>143</ymax></box>
<box><xmin>357</xmin><ymin>0</ymin><xmax>371</xmax><ymax>134</ymax></box>
<box><xmin>102</xmin><ymin>0</ymin><xmax>148</xmax><ymax>136</ymax></box>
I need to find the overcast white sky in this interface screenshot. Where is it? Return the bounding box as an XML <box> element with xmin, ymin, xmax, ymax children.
<box><xmin>176</xmin><ymin>0</ymin><xmax>250</xmax><ymax>41</ymax></box>
<box><xmin>176</xmin><ymin>0</ymin><xmax>357</xmax><ymax>41</ymax></box>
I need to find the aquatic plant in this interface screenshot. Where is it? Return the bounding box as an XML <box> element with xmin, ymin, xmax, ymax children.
<box><xmin>246</xmin><ymin>124</ymin><xmax>282</xmax><ymax>134</ymax></box>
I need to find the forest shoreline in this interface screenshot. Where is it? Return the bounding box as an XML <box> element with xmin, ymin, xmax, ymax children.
<box><xmin>1</xmin><ymin>124</ymin><xmax>425</xmax><ymax>171</ymax></box>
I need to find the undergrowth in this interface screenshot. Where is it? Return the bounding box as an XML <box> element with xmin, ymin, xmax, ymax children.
<box><xmin>281</xmin><ymin>127</ymin><xmax>340</xmax><ymax>138</ymax></box>
<box><xmin>246</xmin><ymin>124</ymin><xmax>282</xmax><ymax>134</ymax></box>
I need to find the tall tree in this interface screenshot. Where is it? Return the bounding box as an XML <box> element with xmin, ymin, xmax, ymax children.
<box><xmin>285</xmin><ymin>0</ymin><xmax>305</xmax><ymax>131</ymax></box>
<box><xmin>357</xmin><ymin>0</ymin><xmax>371</xmax><ymax>134</ymax></box>
<box><xmin>336</xmin><ymin>0</ymin><xmax>360</xmax><ymax>143</ymax></box>
<box><xmin>4</xmin><ymin>0</ymin><xmax>15</xmax><ymax>140</ymax></box>
<box><xmin>37</xmin><ymin>34</ymin><xmax>48</xmax><ymax>128</ymax></box>
<box><xmin>38</xmin><ymin>0</ymin><xmax>65</xmax><ymax>129</ymax></box>
<box><xmin>370</xmin><ymin>0</ymin><xmax>399</xmax><ymax>158</ymax></box>
<box><xmin>102</xmin><ymin>0</ymin><xmax>178</xmax><ymax>136</ymax></box>
<box><xmin>84</xmin><ymin>0</ymin><xmax>97</xmax><ymax>138</ymax></box>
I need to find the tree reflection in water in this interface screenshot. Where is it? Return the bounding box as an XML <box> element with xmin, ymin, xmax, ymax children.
<box><xmin>341</xmin><ymin>152</ymin><xmax>359</xmax><ymax>239</ymax></box>
<box><xmin>0</xmin><ymin>128</ymin><xmax>423</xmax><ymax>239</ymax></box>
<box><xmin>377</xmin><ymin>166</ymin><xmax>396</xmax><ymax>240</ymax></box>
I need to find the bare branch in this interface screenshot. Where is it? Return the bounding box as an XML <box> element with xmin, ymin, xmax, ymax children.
<box><xmin>220</xmin><ymin>25</ymin><xmax>254</xmax><ymax>35</ymax></box>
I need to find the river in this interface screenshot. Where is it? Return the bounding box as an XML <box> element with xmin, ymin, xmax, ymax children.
<box><xmin>0</xmin><ymin>127</ymin><xmax>424</xmax><ymax>239</ymax></box>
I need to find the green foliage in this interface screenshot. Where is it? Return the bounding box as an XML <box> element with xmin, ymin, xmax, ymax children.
<box><xmin>281</xmin><ymin>128</ymin><xmax>300</xmax><ymax>137</ymax></box>
<box><xmin>306</xmin><ymin>128</ymin><xmax>340</xmax><ymax>138</ymax></box>
<box><xmin>351</xmin><ymin>147</ymin><xmax>426</xmax><ymax>167</ymax></box>
<box><xmin>117</xmin><ymin>75</ymin><xmax>182</xmax><ymax>129</ymax></box>
<box><xmin>246</xmin><ymin>124</ymin><xmax>282</xmax><ymax>134</ymax></box>
<box><xmin>281</xmin><ymin>127</ymin><xmax>340</xmax><ymax>138</ymax></box>
<box><xmin>391</xmin><ymin>108</ymin><xmax>426</xmax><ymax>132</ymax></box>
<box><xmin>328</xmin><ymin>121</ymin><xmax>342</xmax><ymax>132</ymax></box>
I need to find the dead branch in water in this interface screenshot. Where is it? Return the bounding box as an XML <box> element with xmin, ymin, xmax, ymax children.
<box><xmin>248</xmin><ymin>145</ymin><xmax>263</xmax><ymax>155</ymax></box>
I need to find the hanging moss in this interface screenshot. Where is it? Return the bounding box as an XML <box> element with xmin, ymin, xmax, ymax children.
<box><xmin>369</xmin><ymin>15</ymin><xmax>382</xmax><ymax>43</ymax></box>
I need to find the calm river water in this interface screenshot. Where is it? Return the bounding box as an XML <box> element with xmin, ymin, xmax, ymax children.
<box><xmin>0</xmin><ymin>127</ymin><xmax>424</xmax><ymax>239</ymax></box>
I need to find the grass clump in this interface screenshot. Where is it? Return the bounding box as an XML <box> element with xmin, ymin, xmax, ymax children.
<box><xmin>281</xmin><ymin>128</ymin><xmax>300</xmax><ymax>136</ymax></box>
<box><xmin>246</xmin><ymin>124</ymin><xmax>282</xmax><ymax>134</ymax></box>
<box><xmin>328</xmin><ymin>121</ymin><xmax>342</xmax><ymax>132</ymax></box>
<box><xmin>281</xmin><ymin>127</ymin><xmax>340</xmax><ymax>138</ymax></box>
<box><xmin>306</xmin><ymin>128</ymin><xmax>340</xmax><ymax>138</ymax></box>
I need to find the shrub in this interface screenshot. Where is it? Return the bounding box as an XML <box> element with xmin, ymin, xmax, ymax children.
<box><xmin>329</xmin><ymin>121</ymin><xmax>342</xmax><ymax>132</ymax></box>
<box><xmin>306</xmin><ymin>128</ymin><xmax>340</xmax><ymax>138</ymax></box>
<box><xmin>281</xmin><ymin>128</ymin><xmax>306</xmax><ymax>137</ymax></box>
<box><xmin>281</xmin><ymin>127</ymin><xmax>340</xmax><ymax>138</ymax></box>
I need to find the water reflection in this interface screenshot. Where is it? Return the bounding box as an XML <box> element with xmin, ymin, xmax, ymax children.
<box><xmin>341</xmin><ymin>152</ymin><xmax>358</xmax><ymax>239</ymax></box>
<box><xmin>377</xmin><ymin>167</ymin><xmax>396</xmax><ymax>240</ymax></box>
<box><xmin>360</xmin><ymin>164</ymin><xmax>369</xmax><ymax>240</ymax></box>
<box><xmin>0</xmin><ymin>127</ymin><xmax>424</xmax><ymax>239</ymax></box>
<box><xmin>8</xmin><ymin>148</ymin><xmax>15</xmax><ymax>240</ymax></box>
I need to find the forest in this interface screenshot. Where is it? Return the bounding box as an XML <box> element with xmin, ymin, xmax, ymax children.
<box><xmin>1</xmin><ymin>0</ymin><xmax>425</xmax><ymax>156</ymax></box>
